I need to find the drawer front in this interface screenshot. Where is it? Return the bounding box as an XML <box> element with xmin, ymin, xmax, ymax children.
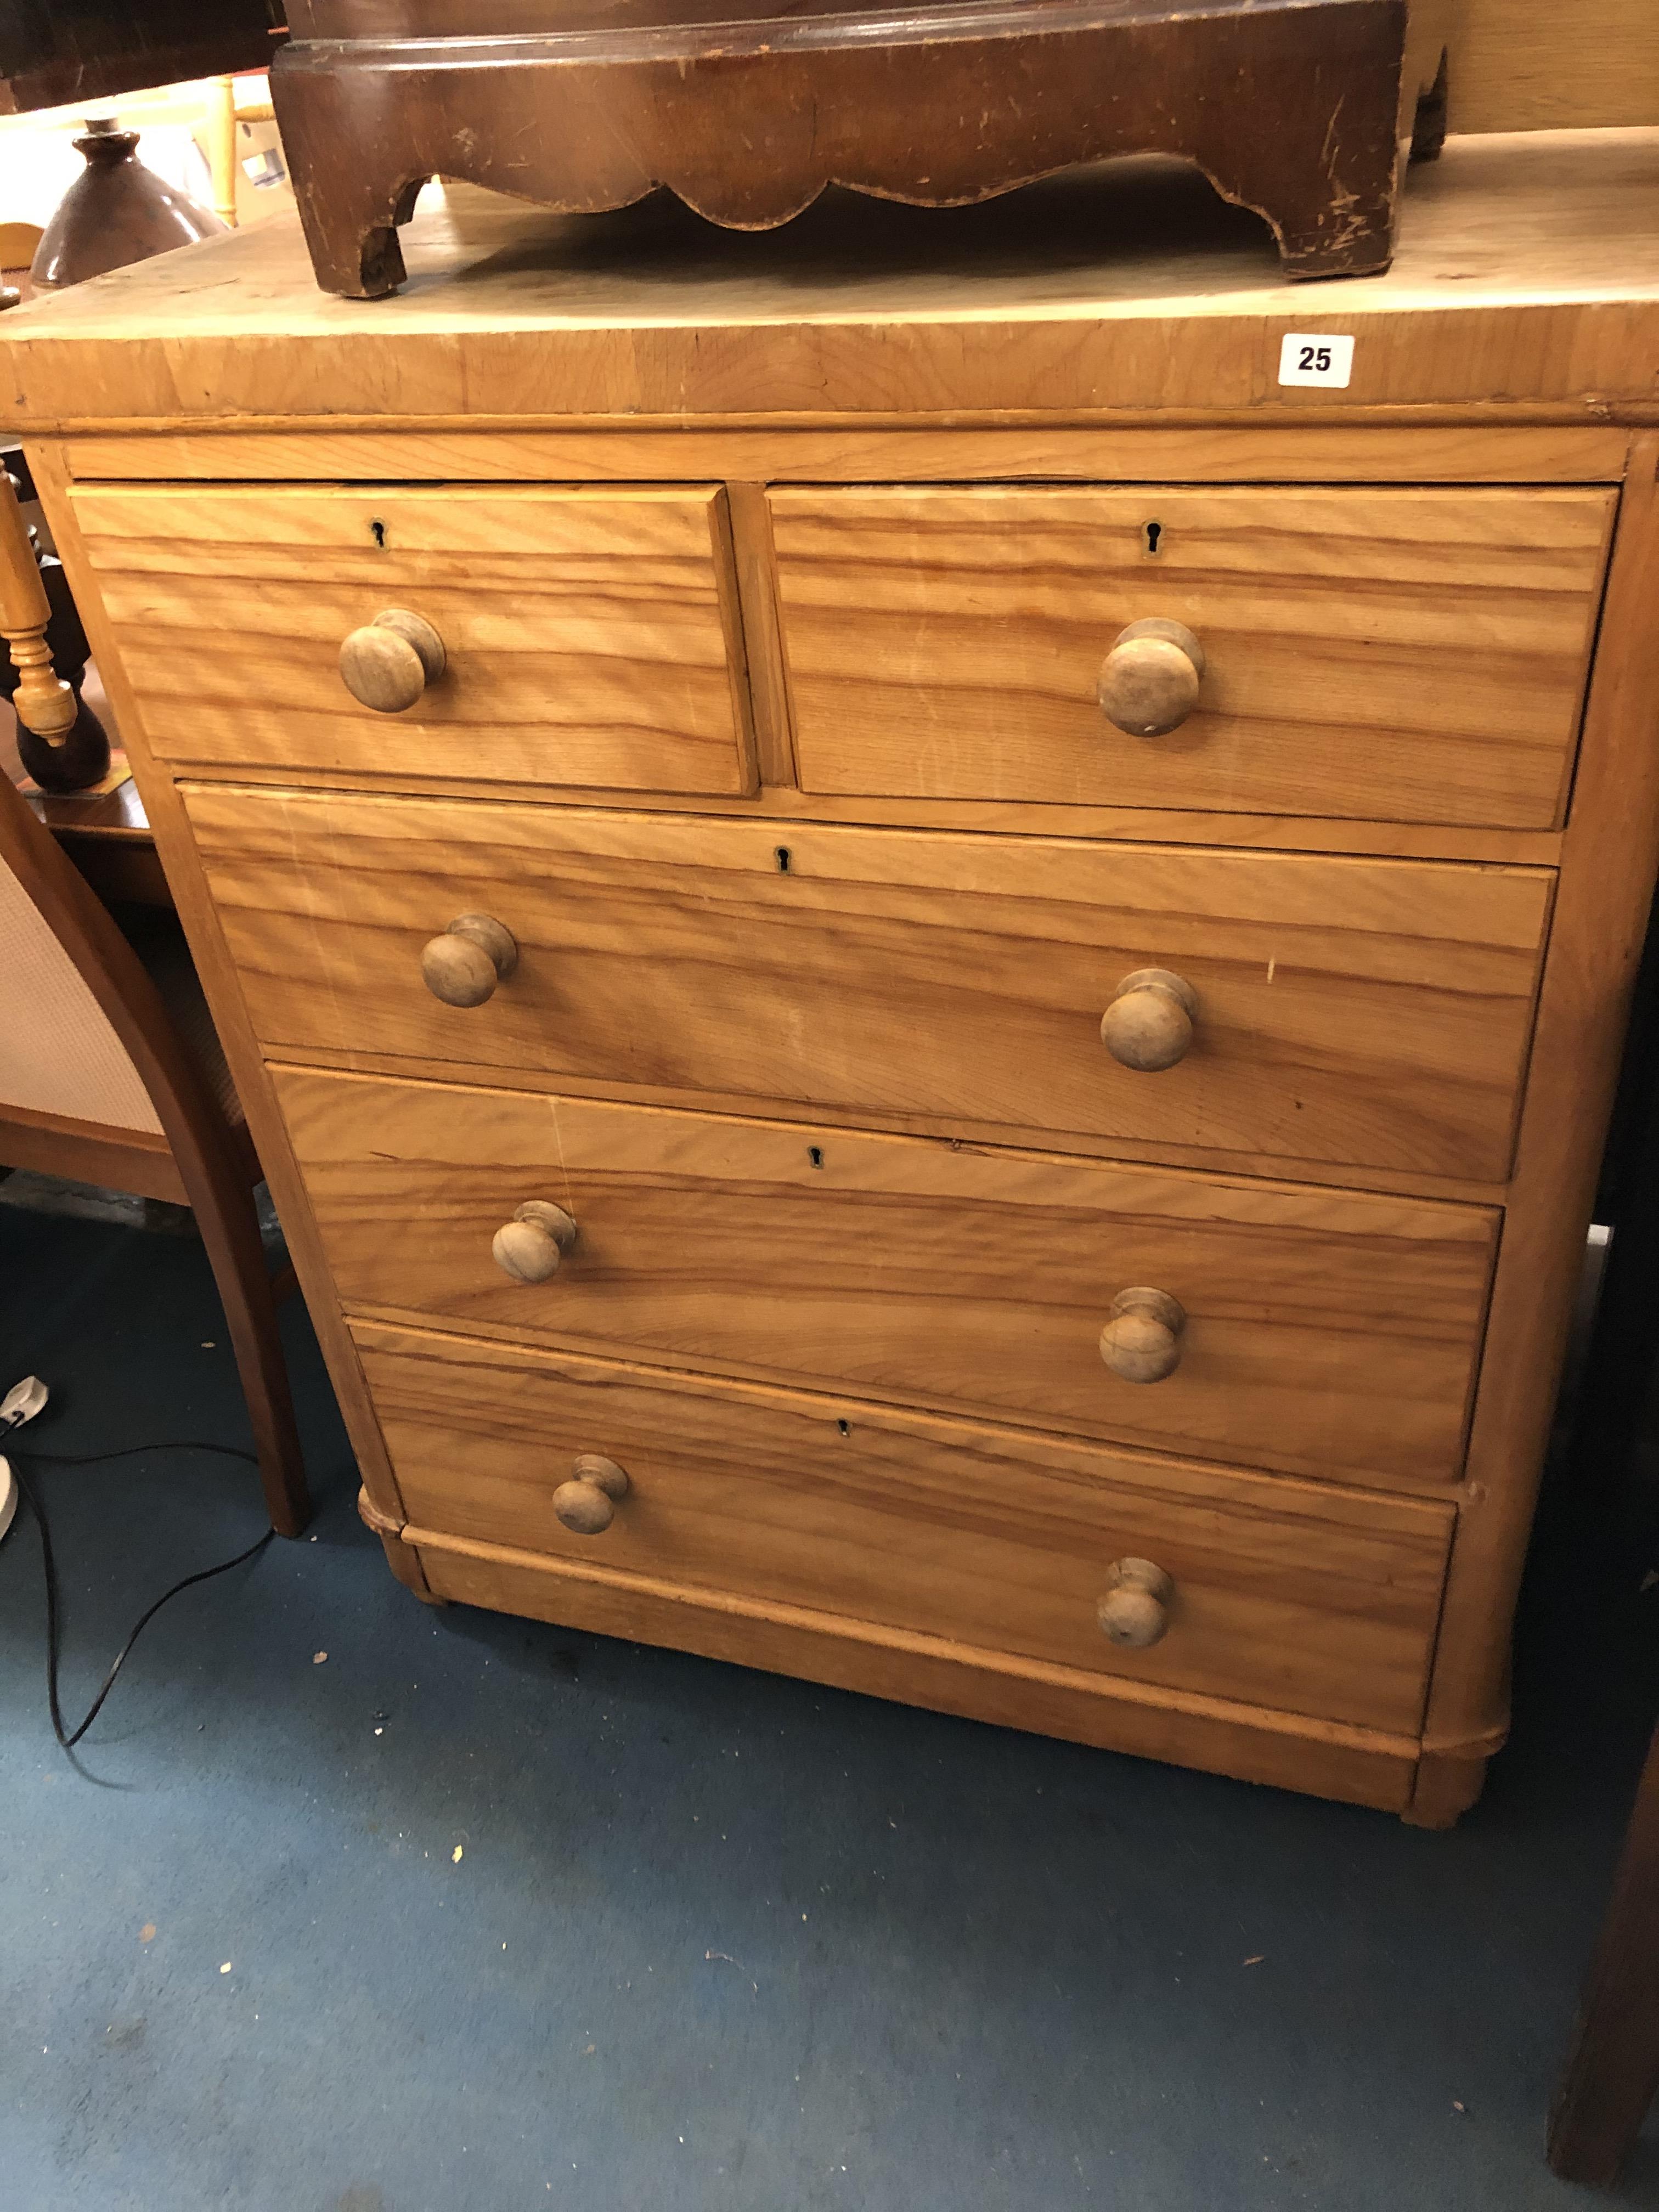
<box><xmin>769</xmin><ymin>485</ymin><xmax>1615</xmax><ymax>827</ymax></box>
<box><xmin>71</xmin><ymin>483</ymin><xmax>755</xmax><ymax>794</ymax></box>
<box><xmin>186</xmin><ymin>785</ymin><xmax>1553</xmax><ymax>1181</ymax></box>
<box><xmin>275</xmin><ymin>1067</ymin><xmax>1498</xmax><ymax>1487</ymax></box>
<box><xmin>356</xmin><ymin>1319</ymin><xmax>1455</xmax><ymax>1737</ymax></box>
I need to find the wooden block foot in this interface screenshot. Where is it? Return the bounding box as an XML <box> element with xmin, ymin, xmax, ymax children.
<box><xmin>1401</xmin><ymin>1749</ymin><xmax>1493</xmax><ymax>1830</ymax></box>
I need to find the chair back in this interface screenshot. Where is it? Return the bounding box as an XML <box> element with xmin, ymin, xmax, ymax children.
<box><xmin>0</xmin><ymin>770</ymin><xmax>165</xmax><ymax>1133</ymax></box>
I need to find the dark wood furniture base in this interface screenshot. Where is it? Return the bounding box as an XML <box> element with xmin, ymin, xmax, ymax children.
<box><xmin>0</xmin><ymin>1</ymin><xmax>281</xmax><ymax>119</ymax></box>
<box><xmin>272</xmin><ymin>0</ymin><xmax>1409</xmax><ymax>298</ymax></box>
<box><xmin>1549</xmin><ymin>1716</ymin><xmax>1659</xmax><ymax>2185</ymax></box>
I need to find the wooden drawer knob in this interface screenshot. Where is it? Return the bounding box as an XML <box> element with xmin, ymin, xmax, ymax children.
<box><xmin>492</xmin><ymin>1200</ymin><xmax>576</xmax><ymax>1284</ymax></box>
<box><xmin>421</xmin><ymin>913</ymin><xmax>518</xmax><ymax>1007</ymax></box>
<box><xmin>1097</xmin><ymin>1557</ymin><xmax>1174</xmax><ymax>1648</ymax></box>
<box><xmin>339</xmin><ymin>608</ymin><xmax>445</xmax><ymax>713</ymax></box>
<box><xmin>1097</xmin><ymin>618</ymin><xmax>1205</xmax><ymax>737</ymax></box>
<box><xmin>1101</xmin><ymin>969</ymin><xmax>1197</xmax><ymax>1071</ymax></box>
<box><xmin>553</xmin><ymin>1453</ymin><xmax>630</xmax><ymax>1536</ymax></box>
<box><xmin>1099</xmin><ymin>1287</ymin><xmax>1186</xmax><ymax>1383</ymax></box>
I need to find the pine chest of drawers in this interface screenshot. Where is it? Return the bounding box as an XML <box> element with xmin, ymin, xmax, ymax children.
<box><xmin>10</xmin><ymin>136</ymin><xmax>1658</xmax><ymax>1821</ymax></box>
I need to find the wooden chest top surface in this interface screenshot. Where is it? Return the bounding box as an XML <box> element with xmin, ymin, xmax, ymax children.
<box><xmin>2</xmin><ymin>128</ymin><xmax>1656</xmax><ymax>428</ymax></box>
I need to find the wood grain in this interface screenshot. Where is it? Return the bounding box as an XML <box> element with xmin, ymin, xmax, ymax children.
<box><xmin>1454</xmin><ymin>0</ymin><xmax>1659</xmax><ymax>133</ymax></box>
<box><xmin>354</xmin><ymin>1317</ymin><xmax>1453</xmax><ymax>1734</ymax></box>
<box><xmin>273</xmin><ymin>0</ymin><xmax>1407</xmax><ymax>295</ymax></box>
<box><xmin>205</xmin><ymin>1035</ymin><xmax>1530</xmax><ymax>1204</ymax></box>
<box><xmin>770</xmin><ymin>484</ymin><xmax>1614</xmax><ymax>829</ymax></box>
<box><xmin>172</xmin><ymin>753</ymin><xmax>1571</xmax><ymax>864</ymax></box>
<box><xmin>0</xmin><ymin>470</ymin><xmax>76</xmax><ymax>741</ymax></box>
<box><xmin>67</xmin><ymin>482</ymin><xmax>757</xmax><ymax>794</ymax></box>
<box><xmin>182</xmin><ymin>785</ymin><xmax>1553</xmax><ymax>1180</ymax></box>
<box><xmin>11</xmin><ymin>156</ymin><xmax>1657</xmax><ymax>1821</ymax></box>
<box><xmin>274</xmin><ymin>1066</ymin><xmax>1499</xmax><ymax>1488</ymax></box>
<box><xmin>4</xmin><ymin>134</ymin><xmax>1658</xmax><ymax>428</ymax></box>
<box><xmin>0</xmin><ymin>1099</ymin><xmax>185</xmax><ymax>1204</ymax></box>
<box><xmin>723</xmin><ymin>481</ymin><xmax>797</xmax><ymax>788</ymax></box>
<box><xmin>0</xmin><ymin>8</ymin><xmax>278</xmax><ymax>116</ymax></box>
<box><xmin>0</xmin><ymin>742</ymin><xmax>309</xmax><ymax>1537</ymax></box>
<box><xmin>1410</xmin><ymin>432</ymin><xmax>1659</xmax><ymax>1822</ymax></box>
<box><xmin>417</xmin><ymin>1530</ymin><xmax>1418</xmax><ymax>1807</ymax></box>
<box><xmin>20</xmin><ymin>441</ymin><xmax>409</xmax><ymax>1536</ymax></box>
<box><xmin>57</xmin><ymin>424</ymin><xmax>1636</xmax><ymax>488</ymax></box>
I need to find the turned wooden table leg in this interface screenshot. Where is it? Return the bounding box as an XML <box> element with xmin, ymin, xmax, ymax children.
<box><xmin>1549</xmin><ymin>1719</ymin><xmax>1659</xmax><ymax>2183</ymax></box>
<box><xmin>0</xmin><ymin>468</ymin><xmax>76</xmax><ymax>740</ymax></box>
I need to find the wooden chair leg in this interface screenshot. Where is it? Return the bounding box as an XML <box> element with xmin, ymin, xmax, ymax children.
<box><xmin>0</xmin><ymin>714</ymin><xmax>311</xmax><ymax>1534</ymax></box>
<box><xmin>1549</xmin><ymin>1718</ymin><xmax>1659</xmax><ymax>2183</ymax></box>
<box><xmin>194</xmin><ymin>1175</ymin><xmax>311</xmax><ymax>1538</ymax></box>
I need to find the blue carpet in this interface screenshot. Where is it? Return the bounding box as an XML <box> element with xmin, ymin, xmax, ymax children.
<box><xmin>2</xmin><ymin>1204</ymin><xmax>1656</xmax><ymax>2211</ymax></box>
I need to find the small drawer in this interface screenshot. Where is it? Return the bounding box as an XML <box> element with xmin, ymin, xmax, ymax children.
<box><xmin>185</xmin><ymin>785</ymin><xmax>1553</xmax><ymax>1181</ymax></box>
<box><xmin>275</xmin><ymin>1066</ymin><xmax>1499</xmax><ymax>1488</ymax></box>
<box><xmin>768</xmin><ymin>484</ymin><xmax>1615</xmax><ymax>828</ymax></box>
<box><xmin>356</xmin><ymin>1319</ymin><xmax>1455</xmax><ymax>1737</ymax></box>
<box><xmin>70</xmin><ymin>482</ymin><xmax>755</xmax><ymax>794</ymax></box>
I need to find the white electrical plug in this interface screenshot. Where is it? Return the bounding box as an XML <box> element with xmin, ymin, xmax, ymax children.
<box><xmin>0</xmin><ymin>1376</ymin><xmax>48</xmax><ymax>1545</ymax></box>
<box><xmin>2</xmin><ymin>1376</ymin><xmax>48</xmax><ymax>1430</ymax></box>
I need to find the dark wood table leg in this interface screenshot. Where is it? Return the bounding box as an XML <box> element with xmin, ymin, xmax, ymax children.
<box><xmin>1550</xmin><ymin>1719</ymin><xmax>1659</xmax><ymax>2182</ymax></box>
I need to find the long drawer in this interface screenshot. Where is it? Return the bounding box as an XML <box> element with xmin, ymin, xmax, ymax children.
<box><xmin>769</xmin><ymin>484</ymin><xmax>1615</xmax><ymax>827</ymax></box>
<box><xmin>275</xmin><ymin>1066</ymin><xmax>1498</xmax><ymax>1487</ymax></box>
<box><xmin>70</xmin><ymin>483</ymin><xmax>755</xmax><ymax>794</ymax></box>
<box><xmin>357</xmin><ymin>1319</ymin><xmax>1455</xmax><ymax>1737</ymax></box>
<box><xmin>187</xmin><ymin>784</ymin><xmax>1553</xmax><ymax>1180</ymax></box>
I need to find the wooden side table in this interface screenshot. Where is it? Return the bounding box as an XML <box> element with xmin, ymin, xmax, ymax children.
<box><xmin>3</xmin><ymin>672</ymin><xmax>169</xmax><ymax>907</ymax></box>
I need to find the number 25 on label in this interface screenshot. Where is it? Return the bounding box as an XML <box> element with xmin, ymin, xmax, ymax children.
<box><xmin>1277</xmin><ymin>333</ymin><xmax>1356</xmax><ymax>388</ymax></box>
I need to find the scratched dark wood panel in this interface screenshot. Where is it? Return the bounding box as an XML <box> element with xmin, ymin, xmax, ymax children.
<box><xmin>0</xmin><ymin>1</ymin><xmax>280</xmax><ymax>115</ymax></box>
<box><xmin>272</xmin><ymin>0</ymin><xmax>1409</xmax><ymax>295</ymax></box>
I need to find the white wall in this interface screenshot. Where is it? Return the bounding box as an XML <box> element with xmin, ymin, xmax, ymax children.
<box><xmin>0</xmin><ymin>74</ymin><xmax>291</xmax><ymax>234</ymax></box>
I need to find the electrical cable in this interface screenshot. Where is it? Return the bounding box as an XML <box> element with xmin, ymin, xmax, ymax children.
<box><xmin>7</xmin><ymin>1442</ymin><xmax>274</xmax><ymax>1752</ymax></box>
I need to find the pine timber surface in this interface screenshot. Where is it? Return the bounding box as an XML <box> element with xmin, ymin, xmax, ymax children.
<box><xmin>0</xmin><ymin>130</ymin><xmax>1654</xmax><ymax>431</ymax></box>
<box><xmin>4</xmin><ymin>130</ymin><xmax>1656</xmax><ymax>1821</ymax></box>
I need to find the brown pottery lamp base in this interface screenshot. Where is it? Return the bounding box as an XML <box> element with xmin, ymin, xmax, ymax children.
<box><xmin>273</xmin><ymin>0</ymin><xmax>1414</xmax><ymax>298</ymax></box>
<box><xmin>29</xmin><ymin>118</ymin><xmax>224</xmax><ymax>292</ymax></box>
